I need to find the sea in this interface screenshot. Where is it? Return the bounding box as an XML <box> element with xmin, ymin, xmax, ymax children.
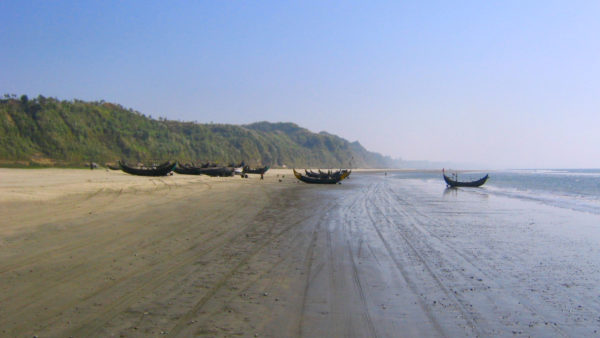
<box><xmin>391</xmin><ymin>169</ymin><xmax>600</xmax><ymax>215</ymax></box>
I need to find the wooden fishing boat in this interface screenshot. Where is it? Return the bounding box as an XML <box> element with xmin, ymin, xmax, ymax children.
<box><xmin>174</xmin><ymin>163</ymin><xmax>234</xmax><ymax>176</ymax></box>
<box><xmin>197</xmin><ymin>162</ymin><xmax>219</xmax><ymax>168</ymax></box>
<box><xmin>304</xmin><ymin>169</ymin><xmax>321</xmax><ymax>178</ymax></box>
<box><xmin>442</xmin><ymin>169</ymin><xmax>488</xmax><ymax>187</ymax></box>
<box><xmin>199</xmin><ymin>166</ymin><xmax>234</xmax><ymax>177</ymax></box>
<box><xmin>119</xmin><ymin>161</ymin><xmax>176</xmax><ymax>176</ymax></box>
<box><xmin>106</xmin><ymin>163</ymin><xmax>120</xmax><ymax>170</ymax></box>
<box><xmin>293</xmin><ymin>169</ymin><xmax>350</xmax><ymax>184</ymax></box>
<box><xmin>243</xmin><ymin>165</ymin><xmax>270</xmax><ymax>175</ymax></box>
<box><xmin>305</xmin><ymin>169</ymin><xmax>351</xmax><ymax>180</ymax></box>
<box><xmin>174</xmin><ymin>163</ymin><xmax>201</xmax><ymax>175</ymax></box>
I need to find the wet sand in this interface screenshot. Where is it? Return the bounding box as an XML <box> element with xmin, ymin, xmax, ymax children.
<box><xmin>1</xmin><ymin>169</ymin><xmax>600</xmax><ymax>336</ymax></box>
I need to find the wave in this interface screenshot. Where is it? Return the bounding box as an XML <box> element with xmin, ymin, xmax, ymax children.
<box><xmin>506</xmin><ymin>169</ymin><xmax>600</xmax><ymax>177</ymax></box>
<box><xmin>391</xmin><ymin>170</ymin><xmax>600</xmax><ymax>215</ymax></box>
<box><xmin>484</xmin><ymin>184</ymin><xmax>600</xmax><ymax>215</ymax></box>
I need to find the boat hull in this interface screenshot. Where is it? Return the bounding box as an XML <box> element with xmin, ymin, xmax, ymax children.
<box><xmin>119</xmin><ymin>161</ymin><xmax>176</xmax><ymax>176</ymax></box>
<box><xmin>243</xmin><ymin>166</ymin><xmax>270</xmax><ymax>175</ymax></box>
<box><xmin>174</xmin><ymin>164</ymin><xmax>234</xmax><ymax>176</ymax></box>
<box><xmin>294</xmin><ymin>169</ymin><xmax>350</xmax><ymax>184</ymax></box>
<box><xmin>443</xmin><ymin>173</ymin><xmax>488</xmax><ymax>187</ymax></box>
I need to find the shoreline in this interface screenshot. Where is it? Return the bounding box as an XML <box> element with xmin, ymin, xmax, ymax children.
<box><xmin>3</xmin><ymin>169</ymin><xmax>597</xmax><ymax>336</ymax></box>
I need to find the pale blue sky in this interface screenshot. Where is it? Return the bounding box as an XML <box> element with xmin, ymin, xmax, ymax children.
<box><xmin>2</xmin><ymin>1</ymin><xmax>599</xmax><ymax>168</ymax></box>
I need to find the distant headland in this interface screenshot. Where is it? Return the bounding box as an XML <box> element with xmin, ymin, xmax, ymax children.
<box><xmin>0</xmin><ymin>94</ymin><xmax>402</xmax><ymax>168</ymax></box>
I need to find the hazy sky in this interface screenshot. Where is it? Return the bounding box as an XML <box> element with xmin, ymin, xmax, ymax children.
<box><xmin>2</xmin><ymin>1</ymin><xmax>599</xmax><ymax>168</ymax></box>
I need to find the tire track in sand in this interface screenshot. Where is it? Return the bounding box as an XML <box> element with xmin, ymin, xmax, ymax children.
<box><xmin>338</xmin><ymin>181</ymin><xmax>380</xmax><ymax>337</ymax></box>
<box><xmin>347</xmin><ymin>241</ymin><xmax>378</xmax><ymax>337</ymax></box>
<box><xmin>0</xmin><ymin>176</ymin><xmax>205</xmax><ymax>277</ymax></box>
<box><xmin>361</xmin><ymin>181</ymin><xmax>452</xmax><ymax>336</ymax></box>
<box><xmin>169</xmin><ymin>200</ymin><xmax>337</xmax><ymax>336</ymax></box>
<box><xmin>381</xmin><ymin>180</ymin><xmax>570</xmax><ymax>337</ymax></box>
<box><xmin>5</xmin><ymin>183</ymin><xmax>242</xmax><ymax>335</ymax></box>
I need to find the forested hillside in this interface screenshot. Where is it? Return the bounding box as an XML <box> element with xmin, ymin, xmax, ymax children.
<box><xmin>0</xmin><ymin>95</ymin><xmax>399</xmax><ymax>168</ymax></box>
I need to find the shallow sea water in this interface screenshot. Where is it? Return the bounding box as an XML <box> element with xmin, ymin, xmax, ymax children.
<box><xmin>300</xmin><ymin>172</ymin><xmax>600</xmax><ymax>336</ymax></box>
<box><xmin>395</xmin><ymin>169</ymin><xmax>600</xmax><ymax>215</ymax></box>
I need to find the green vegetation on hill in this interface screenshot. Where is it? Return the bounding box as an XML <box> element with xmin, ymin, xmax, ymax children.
<box><xmin>0</xmin><ymin>95</ymin><xmax>399</xmax><ymax>168</ymax></box>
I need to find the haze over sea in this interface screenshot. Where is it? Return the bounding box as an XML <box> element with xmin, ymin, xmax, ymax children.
<box><xmin>395</xmin><ymin>169</ymin><xmax>600</xmax><ymax>215</ymax></box>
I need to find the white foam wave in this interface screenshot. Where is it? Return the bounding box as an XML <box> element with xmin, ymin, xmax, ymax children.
<box><xmin>506</xmin><ymin>169</ymin><xmax>600</xmax><ymax>177</ymax></box>
<box><xmin>484</xmin><ymin>184</ymin><xmax>600</xmax><ymax>215</ymax></box>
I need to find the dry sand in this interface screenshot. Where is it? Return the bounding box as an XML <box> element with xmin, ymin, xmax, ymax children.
<box><xmin>0</xmin><ymin>168</ymin><xmax>302</xmax><ymax>336</ymax></box>
<box><xmin>2</xmin><ymin>169</ymin><xmax>600</xmax><ymax>337</ymax></box>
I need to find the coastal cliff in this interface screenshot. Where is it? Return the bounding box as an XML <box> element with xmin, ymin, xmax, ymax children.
<box><xmin>0</xmin><ymin>95</ymin><xmax>399</xmax><ymax>168</ymax></box>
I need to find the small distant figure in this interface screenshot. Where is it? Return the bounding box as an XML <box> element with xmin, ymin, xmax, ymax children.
<box><xmin>260</xmin><ymin>173</ymin><xmax>264</xmax><ymax>180</ymax></box>
<box><xmin>384</xmin><ymin>172</ymin><xmax>387</xmax><ymax>176</ymax></box>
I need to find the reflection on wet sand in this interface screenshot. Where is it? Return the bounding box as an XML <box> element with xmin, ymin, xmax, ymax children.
<box><xmin>1</xmin><ymin>171</ymin><xmax>599</xmax><ymax>336</ymax></box>
<box><xmin>443</xmin><ymin>186</ymin><xmax>489</xmax><ymax>199</ymax></box>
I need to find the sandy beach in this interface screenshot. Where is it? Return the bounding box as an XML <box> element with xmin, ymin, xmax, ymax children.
<box><xmin>2</xmin><ymin>169</ymin><xmax>600</xmax><ymax>337</ymax></box>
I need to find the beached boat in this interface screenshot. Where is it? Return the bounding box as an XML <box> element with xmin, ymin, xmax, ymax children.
<box><xmin>197</xmin><ymin>162</ymin><xmax>219</xmax><ymax>168</ymax></box>
<box><xmin>174</xmin><ymin>163</ymin><xmax>234</xmax><ymax>177</ymax></box>
<box><xmin>106</xmin><ymin>163</ymin><xmax>120</xmax><ymax>170</ymax></box>
<box><xmin>304</xmin><ymin>169</ymin><xmax>320</xmax><ymax>178</ymax></box>
<box><xmin>119</xmin><ymin>161</ymin><xmax>176</xmax><ymax>176</ymax></box>
<box><xmin>305</xmin><ymin>169</ymin><xmax>351</xmax><ymax>180</ymax></box>
<box><xmin>243</xmin><ymin>165</ymin><xmax>270</xmax><ymax>175</ymax></box>
<box><xmin>442</xmin><ymin>169</ymin><xmax>488</xmax><ymax>187</ymax></box>
<box><xmin>198</xmin><ymin>166</ymin><xmax>235</xmax><ymax>177</ymax></box>
<box><xmin>293</xmin><ymin>169</ymin><xmax>350</xmax><ymax>184</ymax></box>
<box><xmin>174</xmin><ymin>163</ymin><xmax>201</xmax><ymax>175</ymax></box>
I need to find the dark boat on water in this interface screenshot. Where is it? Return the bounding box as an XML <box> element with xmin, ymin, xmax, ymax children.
<box><xmin>119</xmin><ymin>161</ymin><xmax>176</xmax><ymax>176</ymax></box>
<box><xmin>442</xmin><ymin>169</ymin><xmax>489</xmax><ymax>187</ymax></box>
<box><xmin>243</xmin><ymin>165</ymin><xmax>270</xmax><ymax>175</ymax></box>
<box><xmin>293</xmin><ymin>169</ymin><xmax>350</xmax><ymax>184</ymax></box>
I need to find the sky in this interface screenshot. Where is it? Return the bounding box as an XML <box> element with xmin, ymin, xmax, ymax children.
<box><xmin>1</xmin><ymin>1</ymin><xmax>599</xmax><ymax>169</ymax></box>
